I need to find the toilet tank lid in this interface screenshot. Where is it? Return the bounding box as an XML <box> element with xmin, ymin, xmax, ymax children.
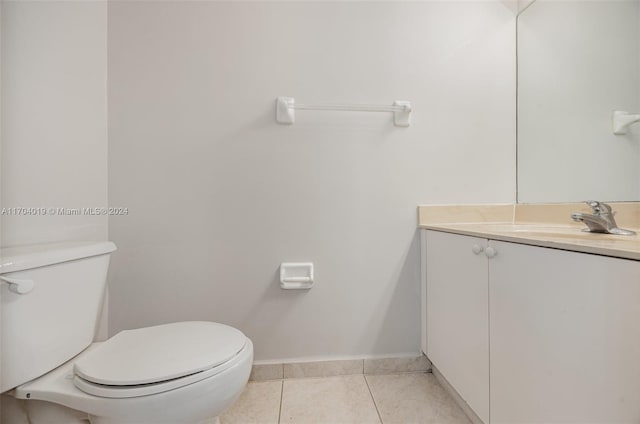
<box><xmin>0</xmin><ymin>241</ymin><xmax>117</xmax><ymax>274</ymax></box>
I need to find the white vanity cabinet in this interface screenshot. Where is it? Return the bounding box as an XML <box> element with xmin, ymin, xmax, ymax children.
<box><xmin>425</xmin><ymin>230</ymin><xmax>490</xmax><ymax>423</ymax></box>
<box><xmin>489</xmin><ymin>239</ymin><xmax>640</xmax><ymax>423</ymax></box>
<box><xmin>423</xmin><ymin>229</ymin><xmax>640</xmax><ymax>424</ymax></box>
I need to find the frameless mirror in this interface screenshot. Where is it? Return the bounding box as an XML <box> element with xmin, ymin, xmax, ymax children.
<box><xmin>517</xmin><ymin>0</ymin><xmax>640</xmax><ymax>203</ymax></box>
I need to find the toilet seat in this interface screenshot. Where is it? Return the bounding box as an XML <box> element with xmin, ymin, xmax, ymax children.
<box><xmin>14</xmin><ymin>336</ymin><xmax>254</xmax><ymax>424</ymax></box>
<box><xmin>72</xmin><ymin>321</ymin><xmax>247</xmax><ymax>399</ymax></box>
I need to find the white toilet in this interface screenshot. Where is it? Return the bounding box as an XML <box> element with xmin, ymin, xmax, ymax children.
<box><xmin>0</xmin><ymin>241</ymin><xmax>253</xmax><ymax>424</ymax></box>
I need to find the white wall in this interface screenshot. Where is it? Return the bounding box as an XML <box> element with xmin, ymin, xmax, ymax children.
<box><xmin>108</xmin><ymin>1</ymin><xmax>516</xmax><ymax>361</ymax></box>
<box><xmin>518</xmin><ymin>0</ymin><xmax>640</xmax><ymax>202</ymax></box>
<box><xmin>1</xmin><ymin>1</ymin><xmax>108</xmax><ymax>248</ymax></box>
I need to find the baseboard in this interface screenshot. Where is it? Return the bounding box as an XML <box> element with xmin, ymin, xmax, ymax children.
<box><xmin>249</xmin><ymin>354</ymin><xmax>432</xmax><ymax>381</ymax></box>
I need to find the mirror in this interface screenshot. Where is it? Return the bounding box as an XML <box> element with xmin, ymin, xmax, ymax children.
<box><xmin>517</xmin><ymin>0</ymin><xmax>640</xmax><ymax>203</ymax></box>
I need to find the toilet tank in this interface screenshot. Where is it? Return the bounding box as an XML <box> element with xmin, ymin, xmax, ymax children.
<box><xmin>0</xmin><ymin>241</ymin><xmax>117</xmax><ymax>392</ymax></box>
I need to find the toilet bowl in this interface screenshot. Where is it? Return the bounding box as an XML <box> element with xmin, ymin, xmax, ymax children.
<box><xmin>16</xmin><ymin>324</ymin><xmax>253</xmax><ymax>424</ymax></box>
<box><xmin>1</xmin><ymin>242</ymin><xmax>253</xmax><ymax>424</ymax></box>
<box><xmin>15</xmin><ymin>321</ymin><xmax>253</xmax><ymax>424</ymax></box>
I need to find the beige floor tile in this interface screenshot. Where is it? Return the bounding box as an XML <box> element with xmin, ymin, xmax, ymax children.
<box><xmin>365</xmin><ymin>373</ymin><xmax>470</xmax><ymax>424</ymax></box>
<box><xmin>280</xmin><ymin>375</ymin><xmax>381</xmax><ymax>424</ymax></box>
<box><xmin>220</xmin><ymin>380</ymin><xmax>283</xmax><ymax>424</ymax></box>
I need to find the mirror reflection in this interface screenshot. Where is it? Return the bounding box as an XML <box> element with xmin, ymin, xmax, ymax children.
<box><xmin>517</xmin><ymin>0</ymin><xmax>640</xmax><ymax>203</ymax></box>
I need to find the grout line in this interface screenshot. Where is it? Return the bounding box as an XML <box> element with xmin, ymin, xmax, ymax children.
<box><xmin>277</xmin><ymin>379</ymin><xmax>284</xmax><ymax>424</ymax></box>
<box><xmin>364</xmin><ymin>375</ymin><xmax>384</xmax><ymax>424</ymax></box>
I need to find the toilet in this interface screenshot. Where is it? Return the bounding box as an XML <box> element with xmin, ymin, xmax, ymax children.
<box><xmin>0</xmin><ymin>242</ymin><xmax>253</xmax><ymax>424</ymax></box>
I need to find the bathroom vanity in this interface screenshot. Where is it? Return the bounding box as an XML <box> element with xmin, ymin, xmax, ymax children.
<box><xmin>419</xmin><ymin>204</ymin><xmax>640</xmax><ymax>424</ymax></box>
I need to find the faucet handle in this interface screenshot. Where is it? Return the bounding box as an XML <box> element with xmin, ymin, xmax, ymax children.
<box><xmin>585</xmin><ymin>200</ymin><xmax>612</xmax><ymax>215</ymax></box>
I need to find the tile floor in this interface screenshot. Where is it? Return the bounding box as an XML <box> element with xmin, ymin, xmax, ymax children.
<box><xmin>220</xmin><ymin>372</ymin><xmax>470</xmax><ymax>424</ymax></box>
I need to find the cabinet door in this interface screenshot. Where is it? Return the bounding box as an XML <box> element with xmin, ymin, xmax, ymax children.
<box><xmin>490</xmin><ymin>240</ymin><xmax>640</xmax><ymax>423</ymax></box>
<box><xmin>426</xmin><ymin>230</ymin><xmax>489</xmax><ymax>423</ymax></box>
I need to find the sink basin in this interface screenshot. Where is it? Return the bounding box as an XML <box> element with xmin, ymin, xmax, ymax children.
<box><xmin>465</xmin><ymin>223</ymin><xmax>607</xmax><ymax>239</ymax></box>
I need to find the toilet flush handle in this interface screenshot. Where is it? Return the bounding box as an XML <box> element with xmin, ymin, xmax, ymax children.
<box><xmin>0</xmin><ymin>276</ymin><xmax>35</xmax><ymax>294</ymax></box>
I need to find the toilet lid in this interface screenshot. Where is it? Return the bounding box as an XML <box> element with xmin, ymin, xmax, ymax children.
<box><xmin>73</xmin><ymin>321</ymin><xmax>247</xmax><ymax>386</ymax></box>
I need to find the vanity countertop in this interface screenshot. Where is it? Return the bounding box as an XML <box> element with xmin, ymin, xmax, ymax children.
<box><xmin>418</xmin><ymin>203</ymin><xmax>640</xmax><ymax>261</ymax></box>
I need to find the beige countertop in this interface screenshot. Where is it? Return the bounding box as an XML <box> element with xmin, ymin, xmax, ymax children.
<box><xmin>418</xmin><ymin>203</ymin><xmax>640</xmax><ymax>261</ymax></box>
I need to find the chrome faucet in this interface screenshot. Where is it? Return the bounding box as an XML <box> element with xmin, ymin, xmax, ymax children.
<box><xmin>571</xmin><ymin>201</ymin><xmax>636</xmax><ymax>236</ymax></box>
